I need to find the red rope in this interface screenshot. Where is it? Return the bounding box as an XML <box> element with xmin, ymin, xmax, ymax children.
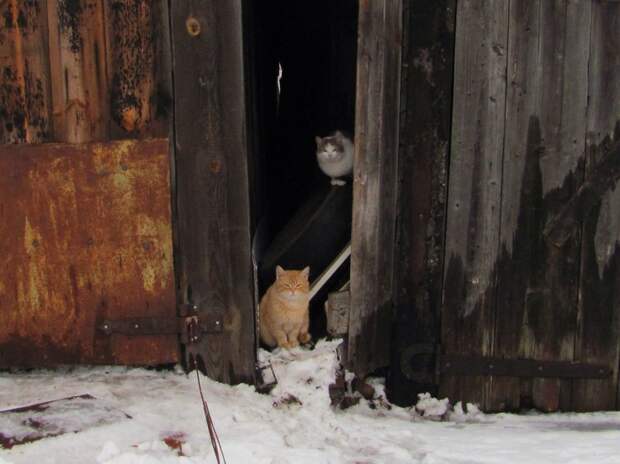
<box><xmin>194</xmin><ymin>359</ymin><xmax>227</xmax><ymax>464</ymax></box>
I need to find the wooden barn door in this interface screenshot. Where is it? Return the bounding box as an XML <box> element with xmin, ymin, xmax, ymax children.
<box><xmin>169</xmin><ymin>1</ymin><xmax>256</xmax><ymax>384</ymax></box>
<box><xmin>440</xmin><ymin>0</ymin><xmax>620</xmax><ymax>412</ymax></box>
<box><xmin>0</xmin><ymin>1</ymin><xmax>179</xmax><ymax>366</ymax></box>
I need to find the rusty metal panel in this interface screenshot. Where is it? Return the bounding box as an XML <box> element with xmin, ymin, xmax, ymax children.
<box><xmin>0</xmin><ymin>138</ymin><xmax>178</xmax><ymax>366</ymax></box>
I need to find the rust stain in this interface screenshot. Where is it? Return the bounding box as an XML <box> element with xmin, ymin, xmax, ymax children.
<box><xmin>162</xmin><ymin>432</ymin><xmax>187</xmax><ymax>456</ymax></box>
<box><xmin>0</xmin><ymin>138</ymin><xmax>178</xmax><ymax>367</ymax></box>
<box><xmin>209</xmin><ymin>159</ymin><xmax>221</xmax><ymax>173</ymax></box>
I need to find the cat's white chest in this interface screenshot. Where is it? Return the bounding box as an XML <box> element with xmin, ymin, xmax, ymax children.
<box><xmin>317</xmin><ymin>145</ymin><xmax>353</xmax><ymax>178</ymax></box>
<box><xmin>318</xmin><ymin>155</ymin><xmax>352</xmax><ymax>177</ymax></box>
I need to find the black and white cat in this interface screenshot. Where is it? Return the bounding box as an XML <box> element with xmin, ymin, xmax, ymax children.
<box><xmin>315</xmin><ymin>131</ymin><xmax>354</xmax><ymax>186</ymax></box>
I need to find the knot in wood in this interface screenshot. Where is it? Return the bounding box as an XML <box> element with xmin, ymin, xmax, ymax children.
<box><xmin>186</xmin><ymin>16</ymin><xmax>201</xmax><ymax>37</ymax></box>
<box><xmin>209</xmin><ymin>159</ymin><xmax>221</xmax><ymax>173</ymax></box>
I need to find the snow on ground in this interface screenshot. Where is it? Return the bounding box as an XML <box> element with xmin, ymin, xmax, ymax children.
<box><xmin>1</xmin><ymin>339</ymin><xmax>620</xmax><ymax>463</ymax></box>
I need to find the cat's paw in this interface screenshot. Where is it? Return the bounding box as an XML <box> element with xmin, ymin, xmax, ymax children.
<box><xmin>299</xmin><ymin>333</ymin><xmax>312</xmax><ymax>344</ymax></box>
<box><xmin>277</xmin><ymin>340</ymin><xmax>291</xmax><ymax>349</ymax></box>
<box><xmin>331</xmin><ymin>178</ymin><xmax>346</xmax><ymax>186</ymax></box>
<box><xmin>279</xmin><ymin>341</ymin><xmax>297</xmax><ymax>350</ymax></box>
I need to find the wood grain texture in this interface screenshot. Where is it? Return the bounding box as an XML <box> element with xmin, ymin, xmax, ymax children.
<box><xmin>47</xmin><ymin>0</ymin><xmax>109</xmax><ymax>143</ymax></box>
<box><xmin>388</xmin><ymin>0</ymin><xmax>619</xmax><ymax>412</ymax></box>
<box><xmin>491</xmin><ymin>0</ymin><xmax>591</xmax><ymax>413</ymax></box>
<box><xmin>388</xmin><ymin>0</ymin><xmax>456</xmax><ymax>405</ymax></box>
<box><xmin>522</xmin><ymin>0</ymin><xmax>592</xmax><ymax>411</ymax></box>
<box><xmin>0</xmin><ymin>0</ymin><xmax>52</xmax><ymax>143</ymax></box>
<box><xmin>1</xmin><ymin>0</ymin><xmax>169</xmax><ymax>144</ymax></box>
<box><xmin>440</xmin><ymin>0</ymin><xmax>509</xmax><ymax>409</ymax></box>
<box><xmin>574</xmin><ymin>1</ymin><xmax>620</xmax><ymax>412</ymax></box>
<box><xmin>487</xmin><ymin>1</ymin><xmax>542</xmax><ymax>412</ymax></box>
<box><xmin>150</xmin><ymin>0</ymin><xmax>172</xmax><ymax>138</ymax></box>
<box><xmin>170</xmin><ymin>0</ymin><xmax>255</xmax><ymax>384</ymax></box>
<box><xmin>0</xmin><ymin>139</ymin><xmax>178</xmax><ymax>366</ymax></box>
<box><xmin>348</xmin><ymin>0</ymin><xmax>402</xmax><ymax>378</ymax></box>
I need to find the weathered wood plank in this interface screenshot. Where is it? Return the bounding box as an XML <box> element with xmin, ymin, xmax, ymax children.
<box><xmin>170</xmin><ymin>0</ymin><xmax>255</xmax><ymax>384</ymax></box>
<box><xmin>388</xmin><ymin>0</ymin><xmax>456</xmax><ymax>405</ymax></box>
<box><xmin>104</xmin><ymin>0</ymin><xmax>169</xmax><ymax>138</ymax></box>
<box><xmin>0</xmin><ymin>139</ymin><xmax>178</xmax><ymax>366</ymax></box>
<box><xmin>491</xmin><ymin>0</ymin><xmax>591</xmax><ymax>412</ymax></box>
<box><xmin>524</xmin><ymin>0</ymin><xmax>590</xmax><ymax>413</ymax></box>
<box><xmin>150</xmin><ymin>0</ymin><xmax>172</xmax><ymax>138</ymax></box>
<box><xmin>348</xmin><ymin>0</ymin><xmax>402</xmax><ymax>378</ymax></box>
<box><xmin>47</xmin><ymin>0</ymin><xmax>108</xmax><ymax>143</ymax></box>
<box><xmin>0</xmin><ymin>0</ymin><xmax>52</xmax><ymax>144</ymax></box>
<box><xmin>440</xmin><ymin>0</ymin><xmax>509</xmax><ymax>410</ymax></box>
<box><xmin>574</xmin><ymin>1</ymin><xmax>620</xmax><ymax>412</ymax></box>
<box><xmin>486</xmin><ymin>0</ymin><xmax>542</xmax><ymax>412</ymax></box>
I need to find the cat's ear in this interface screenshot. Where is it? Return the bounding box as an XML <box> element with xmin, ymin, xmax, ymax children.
<box><xmin>300</xmin><ymin>266</ymin><xmax>310</xmax><ymax>279</ymax></box>
<box><xmin>334</xmin><ymin>130</ymin><xmax>343</xmax><ymax>140</ymax></box>
<box><xmin>315</xmin><ymin>136</ymin><xmax>322</xmax><ymax>147</ymax></box>
<box><xmin>276</xmin><ymin>265</ymin><xmax>284</xmax><ymax>279</ymax></box>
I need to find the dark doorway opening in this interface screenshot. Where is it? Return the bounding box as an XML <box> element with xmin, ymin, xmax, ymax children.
<box><xmin>248</xmin><ymin>0</ymin><xmax>359</xmax><ymax>340</ymax></box>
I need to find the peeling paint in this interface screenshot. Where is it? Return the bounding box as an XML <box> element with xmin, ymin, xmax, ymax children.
<box><xmin>57</xmin><ymin>0</ymin><xmax>83</xmax><ymax>53</ymax></box>
<box><xmin>0</xmin><ymin>1</ymin><xmax>50</xmax><ymax>144</ymax></box>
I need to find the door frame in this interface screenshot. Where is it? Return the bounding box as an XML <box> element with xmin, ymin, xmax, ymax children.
<box><xmin>169</xmin><ymin>0</ymin><xmax>256</xmax><ymax>384</ymax></box>
<box><xmin>168</xmin><ymin>0</ymin><xmax>404</xmax><ymax>384</ymax></box>
<box><xmin>347</xmin><ymin>0</ymin><xmax>403</xmax><ymax>378</ymax></box>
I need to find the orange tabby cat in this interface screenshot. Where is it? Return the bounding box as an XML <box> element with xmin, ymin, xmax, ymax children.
<box><xmin>260</xmin><ymin>265</ymin><xmax>312</xmax><ymax>349</ymax></box>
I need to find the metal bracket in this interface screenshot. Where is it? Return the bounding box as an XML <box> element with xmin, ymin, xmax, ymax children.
<box><xmin>99</xmin><ymin>304</ymin><xmax>223</xmax><ymax>345</ymax></box>
<box><xmin>255</xmin><ymin>362</ymin><xmax>278</xmax><ymax>394</ymax></box>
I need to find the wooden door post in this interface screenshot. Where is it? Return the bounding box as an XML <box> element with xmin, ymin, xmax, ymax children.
<box><xmin>348</xmin><ymin>0</ymin><xmax>403</xmax><ymax>378</ymax></box>
<box><xmin>169</xmin><ymin>1</ymin><xmax>255</xmax><ymax>384</ymax></box>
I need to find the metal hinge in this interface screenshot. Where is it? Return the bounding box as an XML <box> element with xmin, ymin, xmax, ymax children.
<box><xmin>98</xmin><ymin>303</ymin><xmax>223</xmax><ymax>344</ymax></box>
